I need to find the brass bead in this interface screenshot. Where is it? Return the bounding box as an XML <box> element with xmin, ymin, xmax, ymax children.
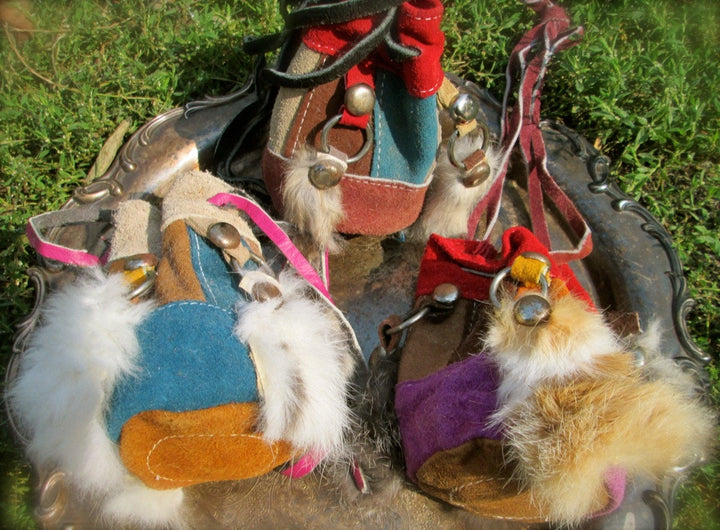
<box><xmin>251</xmin><ymin>281</ymin><xmax>282</xmax><ymax>302</ymax></box>
<box><xmin>207</xmin><ymin>222</ymin><xmax>242</xmax><ymax>249</ymax></box>
<box><xmin>344</xmin><ymin>83</ymin><xmax>375</xmax><ymax>117</ymax></box>
<box><xmin>308</xmin><ymin>160</ymin><xmax>344</xmax><ymax>189</ymax></box>
<box><xmin>462</xmin><ymin>160</ymin><xmax>491</xmax><ymax>187</ymax></box>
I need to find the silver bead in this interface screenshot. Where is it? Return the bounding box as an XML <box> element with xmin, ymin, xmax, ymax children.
<box><xmin>513</xmin><ymin>293</ymin><xmax>552</xmax><ymax>326</ymax></box>
<box><xmin>450</xmin><ymin>92</ymin><xmax>480</xmax><ymax>123</ymax></box>
<box><xmin>344</xmin><ymin>83</ymin><xmax>375</xmax><ymax>117</ymax></box>
<box><xmin>432</xmin><ymin>282</ymin><xmax>460</xmax><ymax>309</ymax></box>
<box><xmin>308</xmin><ymin>159</ymin><xmax>345</xmax><ymax>189</ymax></box>
<box><xmin>207</xmin><ymin>222</ymin><xmax>242</xmax><ymax>249</ymax></box>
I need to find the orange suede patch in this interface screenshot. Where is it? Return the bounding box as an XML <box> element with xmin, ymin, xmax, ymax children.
<box><xmin>119</xmin><ymin>402</ymin><xmax>295</xmax><ymax>489</ymax></box>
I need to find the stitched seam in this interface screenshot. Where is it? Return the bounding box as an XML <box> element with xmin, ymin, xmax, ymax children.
<box><xmin>304</xmin><ymin>37</ymin><xmax>338</xmax><ymax>54</ymax></box>
<box><xmin>146</xmin><ymin>432</ymin><xmax>277</xmax><ymax>483</ymax></box>
<box><xmin>343</xmin><ymin>177</ymin><xmax>426</xmax><ymax>191</ymax></box>
<box><xmin>412</xmin><ymin>78</ymin><xmax>442</xmax><ymax>97</ymax></box>
<box><xmin>191</xmin><ymin>230</ymin><xmax>218</xmax><ymax>306</ymax></box>
<box><xmin>151</xmin><ymin>300</ymin><xmax>235</xmax><ymax>319</ymax></box>
<box><xmin>375</xmin><ymin>73</ymin><xmax>385</xmax><ymax>167</ymax></box>
<box><xmin>401</xmin><ymin>12</ymin><xmax>442</xmax><ymax>22</ymax></box>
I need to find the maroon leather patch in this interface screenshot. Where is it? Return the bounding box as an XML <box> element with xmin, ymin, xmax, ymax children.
<box><xmin>262</xmin><ymin>147</ymin><xmax>427</xmax><ymax>236</ymax></box>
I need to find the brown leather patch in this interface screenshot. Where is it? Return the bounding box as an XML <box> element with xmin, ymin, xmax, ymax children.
<box><xmin>416</xmin><ymin>438</ymin><xmax>547</xmax><ymax>523</ymax></box>
<box><xmin>398</xmin><ymin>298</ymin><xmax>472</xmax><ymax>383</ymax></box>
<box><xmin>119</xmin><ymin>402</ymin><xmax>295</xmax><ymax>490</ymax></box>
<box><xmin>282</xmin><ymin>77</ymin><xmax>372</xmax><ymax>176</ymax></box>
<box><xmin>154</xmin><ymin>220</ymin><xmax>205</xmax><ymax>305</ymax></box>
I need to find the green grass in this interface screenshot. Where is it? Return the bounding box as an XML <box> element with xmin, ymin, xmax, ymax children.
<box><xmin>1</xmin><ymin>1</ymin><xmax>718</xmax><ymax>528</ymax></box>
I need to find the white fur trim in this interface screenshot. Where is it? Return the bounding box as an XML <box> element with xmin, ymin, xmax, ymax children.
<box><xmin>102</xmin><ymin>479</ymin><xmax>185</xmax><ymax>528</ymax></box>
<box><xmin>408</xmin><ymin>137</ymin><xmax>502</xmax><ymax>242</ymax></box>
<box><xmin>7</xmin><ymin>270</ymin><xmax>184</xmax><ymax>526</ymax></box>
<box><xmin>234</xmin><ymin>270</ymin><xmax>354</xmax><ymax>456</ymax></box>
<box><xmin>486</xmin><ymin>293</ymin><xmax>621</xmax><ymax>423</ymax></box>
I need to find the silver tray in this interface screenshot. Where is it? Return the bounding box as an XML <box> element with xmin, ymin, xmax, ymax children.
<box><xmin>8</xmin><ymin>80</ymin><xmax>710</xmax><ymax>529</ymax></box>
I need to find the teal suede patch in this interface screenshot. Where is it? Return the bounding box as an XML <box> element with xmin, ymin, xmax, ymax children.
<box><xmin>371</xmin><ymin>70</ymin><xmax>438</xmax><ymax>185</ymax></box>
<box><xmin>188</xmin><ymin>227</ymin><xmax>250</xmax><ymax>312</ymax></box>
<box><xmin>105</xmin><ymin>301</ymin><xmax>258</xmax><ymax>441</ymax></box>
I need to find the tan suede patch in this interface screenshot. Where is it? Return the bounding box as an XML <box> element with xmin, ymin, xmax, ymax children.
<box><xmin>267</xmin><ymin>44</ymin><xmax>324</xmax><ymax>152</ymax></box>
<box><xmin>119</xmin><ymin>402</ymin><xmax>295</xmax><ymax>490</ymax></box>
<box><xmin>416</xmin><ymin>438</ymin><xmax>547</xmax><ymax>523</ymax></box>
<box><xmin>154</xmin><ymin>220</ymin><xmax>205</xmax><ymax>304</ymax></box>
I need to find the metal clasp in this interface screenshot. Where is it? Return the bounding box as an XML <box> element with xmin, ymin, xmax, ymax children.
<box><xmin>385</xmin><ymin>283</ymin><xmax>460</xmax><ymax>335</ymax></box>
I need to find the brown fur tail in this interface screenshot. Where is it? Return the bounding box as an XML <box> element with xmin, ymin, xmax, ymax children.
<box><xmin>504</xmin><ymin>367</ymin><xmax>715</xmax><ymax>525</ymax></box>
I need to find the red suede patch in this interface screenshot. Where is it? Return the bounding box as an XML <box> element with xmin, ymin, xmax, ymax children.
<box><xmin>263</xmin><ymin>147</ymin><xmax>428</xmax><ymax>236</ymax></box>
<box><xmin>415</xmin><ymin>227</ymin><xmax>594</xmax><ymax>308</ymax></box>
<box><xmin>335</xmin><ymin>175</ymin><xmax>428</xmax><ymax>235</ymax></box>
<box><xmin>302</xmin><ymin>0</ymin><xmax>445</xmax><ymax>98</ymax></box>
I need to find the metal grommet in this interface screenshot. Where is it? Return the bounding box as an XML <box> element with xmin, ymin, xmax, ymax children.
<box><xmin>321</xmin><ymin>114</ymin><xmax>374</xmax><ymax>164</ymax></box>
<box><xmin>448</xmin><ymin>122</ymin><xmax>490</xmax><ymax>169</ymax></box>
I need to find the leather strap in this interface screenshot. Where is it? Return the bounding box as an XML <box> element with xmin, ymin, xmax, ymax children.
<box><xmin>208</xmin><ymin>192</ymin><xmax>332</xmax><ymax>301</ymax></box>
<box><xmin>26</xmin><ymin>206</ymin><xmax>112</xmax><ymax>267</ymax></box>
<box><xmin>468</xmin><ymin>0</ymin><xmax>591</xmax><ymax>264</ymax></box>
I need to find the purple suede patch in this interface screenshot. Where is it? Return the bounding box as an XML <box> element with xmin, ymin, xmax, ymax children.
<box><xmin>395</xmin><ymin>353</ymin><xmax>502</xmax><ymax>482</ymax></box>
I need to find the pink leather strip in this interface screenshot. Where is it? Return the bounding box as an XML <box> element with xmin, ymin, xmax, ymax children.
<box><xmin>207</xmin><ymin>193</ymin><xmax>332</xmax><ymax>301</ymax></box>
<box><xmin>280</xmin><ymin>449</ymin><xmax>327</xmax><ymax>479</ymax></box>
<box><xmin>26</xmin><ymin>214</ymin><xmax>101</xmax><ymax>267</ymax></box>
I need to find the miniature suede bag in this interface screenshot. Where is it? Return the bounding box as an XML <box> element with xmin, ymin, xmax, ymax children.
<box><xmin>261</xmin><ymin>0</ymin><xmax>444</xmax><ymax>251</ymax></box>
<box><xmin>14</xmin><ymin>170</ymin><xmax>363</xmax><ymax>521</ymax></box>
<box><xmin>388</xmin><ymin>227</ymin><xmax>625</xmax><ymax>522</ymax></box>
<box><xmin>259</xmin><ymin>1</ymin><xmax>500</xmax><ymax>251</ymax></box>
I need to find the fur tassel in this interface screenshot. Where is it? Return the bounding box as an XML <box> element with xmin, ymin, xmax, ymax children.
<box><xmin>408</xmin><ymin>136</ymin><xmax>502</xmax><ymax>242</ymax></box>
<box><xmin>282</xmin><ymin>147</ymin><xmax>345</xmax><ymax>253</ymax></box>
<box><xmin>7</xmin><ymin>270</ymin><xmax>185</xmax><ymax>527</ymax></box>
<box><xmin>234</xmin><ymin>270</ymin><xmax>355</xmax><ymax>457</ymax></box>
<box><xmin>484</xmin><ymin>292</ymin><xmax>716</xmax><ymax>525</ymax></box>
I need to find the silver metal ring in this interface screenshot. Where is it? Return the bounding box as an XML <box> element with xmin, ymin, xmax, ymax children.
<box><xmin>447</xmin><ymin>122</ymin><xmax>490</xmax><ymax>169</ymax></box>
<box><xmin>489</xmin><ymin>267</ymin><xmax>511</xmax><ymax>309</ymax></box>
<box><xmin>320</xmin><ymin>113</ymin><xmax>374</xmax><ymax>164</ymax></box>
<box><xmin>385</xmin><ymin>306</ymin><xmax>430</xmax><ymax>335</ymax></box>
<box><xmin>489</xmin><ymin>267</ymin><xmax>549</xmax><ymax>308</ymax></box>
